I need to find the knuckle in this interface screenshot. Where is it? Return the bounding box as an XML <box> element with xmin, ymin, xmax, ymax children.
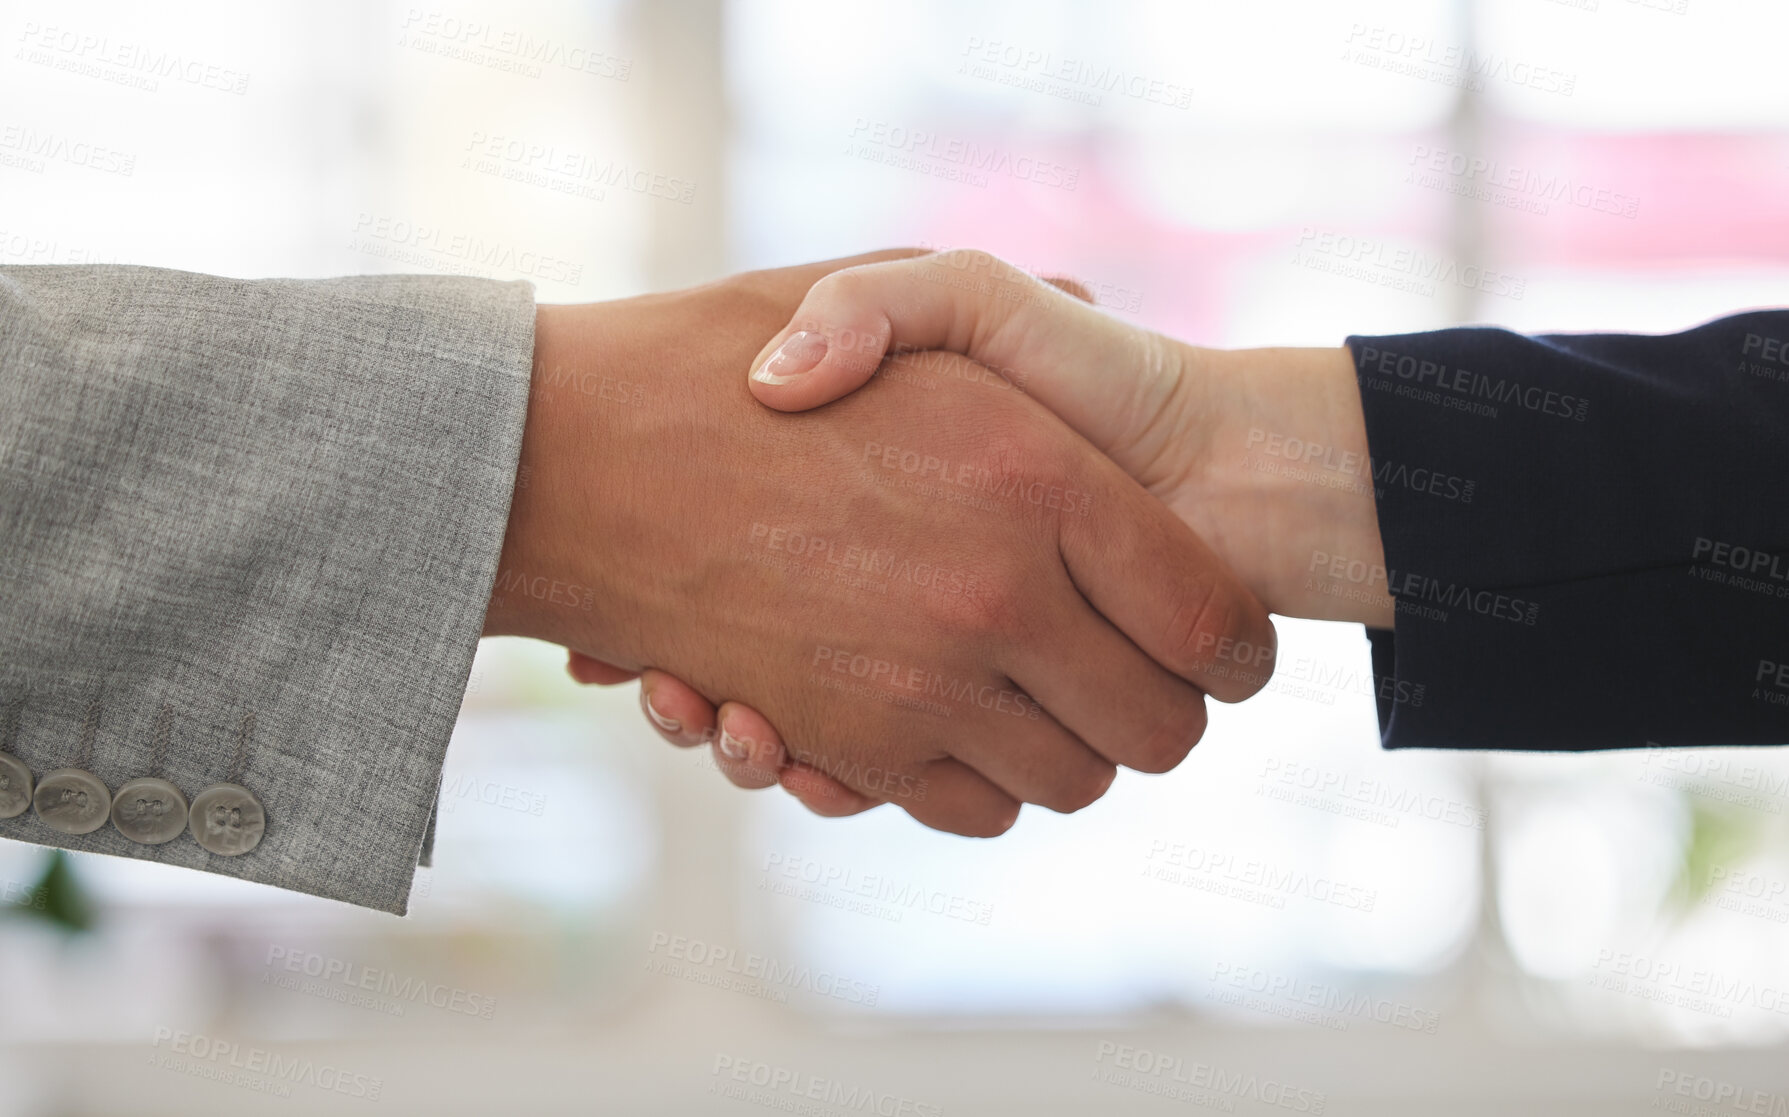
<box><xmin>1162</xmin><ymin>577</ymin><xmax>1231</xmax><ymax>675</ymax></box>
<box><xmin>1047</xmin><ymin>763</ymin><xmax>1118</xmax><ymax>814</ymax></box>
<box><xmin>799</xmin><ymin>273</ymin><xmax>889</xmax><ymax>370</ymax></box>
<box><xmin>970</xmin><ymin>799</ymin><xmax>1022</xmax><ymax>838</ymax></box>
<box><xmin>810</xmin><ymin>264</ymin><xmax>865</xmax><ymax>296</ymax></box>
<box><xmin>1228</xmin><ymin>624</ymin><xmax>1279</xmax><ymax>699</ymax></box>
<box><xmin>1163</xmin><ymin>580</ymin><xmax>1277</xmax><ymax>695</ymax></box>
<box><xmin>919</xmin><ymin>558</ymin><xmax>1025</xmax><ymax>640</ymax></box>
<box><xmin>804</xmin><ymin>268</ymin><xmax>862</xmax><ymax>314</ymax></box>
<box><xmin>972</xmin><ymin>423</ymin><xmax>1073</xmax><ymax>521</ymax></box>
<box><xmin>1129</xmin><ymin>698</ymin><xmax>1208</xmax><ymax>774</ymax></box>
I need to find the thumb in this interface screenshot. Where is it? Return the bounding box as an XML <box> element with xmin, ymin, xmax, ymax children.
<box><xmin>745</xmin><ymin>250</ymin><xmax>1176</xmax><ymax>459</ymax></box>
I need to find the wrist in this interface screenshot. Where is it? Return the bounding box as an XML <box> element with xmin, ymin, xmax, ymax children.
<box><xmin>1183</xmin><ymin>343</ymin><xmax>1393</xmax><ymax>628</ymax></box>
<box><xmin>484</xmin><ymin>302</ymin><xmax>589</xmax><ymax>641</ymax></box>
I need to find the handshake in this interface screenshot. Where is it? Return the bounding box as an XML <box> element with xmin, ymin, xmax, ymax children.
<box><xmin>482</xmin><ymin>249</ymin><xmax>1397</xmax><ymax>835</ymax></box>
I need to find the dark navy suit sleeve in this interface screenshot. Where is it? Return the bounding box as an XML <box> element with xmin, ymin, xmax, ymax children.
<box><xmin>1345</xmin><ymin>311</ymin><xmax>1789</xmax><ymax>750</ymax></box>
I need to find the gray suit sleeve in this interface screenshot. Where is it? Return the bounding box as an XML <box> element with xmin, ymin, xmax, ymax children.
<box><xmin>0</xmin><ymin>266</ymin><xmax>534</xmax><ymax>914</ymax></box>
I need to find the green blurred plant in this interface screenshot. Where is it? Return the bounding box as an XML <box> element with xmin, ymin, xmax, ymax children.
<box><xmin>1</xmin><ymin>849</ymin><xmax>97</xmax><ymax>934</ymax></box>
<box><xmin>1664</xmin><ymin>794</ymin><xmax>1769</xmax><ymax>918</ymax></box>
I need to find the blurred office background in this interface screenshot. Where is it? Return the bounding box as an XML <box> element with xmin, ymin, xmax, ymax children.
<box><xmin>3</xmin><ymin>0</ymin><xmax>1788</xmax><ymax>1113</ymax></box>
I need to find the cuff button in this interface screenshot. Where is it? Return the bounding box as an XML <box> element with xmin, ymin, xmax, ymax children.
<box><xmin>112</xmin><ymin>777</ymin><xmax>189</xmax><ymax>845</ymax></box>
<box><xmin>0</xmin><ymin>754</ymin><xmax>31</xmax><ymax>820</ymax></box>
<box><xmin>189</xmin><ymin>784</ymin><xmax>265</xmax><ymax>856</ymax></box>
<box><xmin>33</xmin><ymin>769</ymin><xmax>111</xmax><ymax>835</ymax></box>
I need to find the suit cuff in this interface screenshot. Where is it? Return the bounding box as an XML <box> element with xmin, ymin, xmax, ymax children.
<box><xmin>1346</xmin><ymin>321</ymin><xmax>1789</xmax><ymax>751</ymax></box>
<box><xmin>0</xmin><ymin>269</ymin><xmax>534</xmax><ymax>913</ymax></box>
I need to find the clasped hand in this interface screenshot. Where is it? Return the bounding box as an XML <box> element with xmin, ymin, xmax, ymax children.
<box><xmin>489</xmin><ymin>251</ymin><xmax>1380</xmax><ymax>836</ymax></box>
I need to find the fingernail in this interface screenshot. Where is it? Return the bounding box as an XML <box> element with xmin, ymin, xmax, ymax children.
<box><xmin>643</xmin><ymin>692</ymin><xmax>681</xmax><ymax>734</ymax></box>
<box><xmin>751</xmin><ymin>331</ymin><xmax>828</xmax><ymax>385</ymax></box>
<box><xmin>719</xmin><ymin>726</ymin><xmax>749</xmax><ymax>760</ymax></box>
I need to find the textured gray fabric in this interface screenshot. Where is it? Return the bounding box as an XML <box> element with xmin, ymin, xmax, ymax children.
<box><xmin>419</xmin><ymin>786</ymin><xmax>439</xmax><ymax>869</ymax></box>
<box><xmin>0</xmin><ymin>266</ymin><xmax>534</xmax><ymax>914</ymax></box>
